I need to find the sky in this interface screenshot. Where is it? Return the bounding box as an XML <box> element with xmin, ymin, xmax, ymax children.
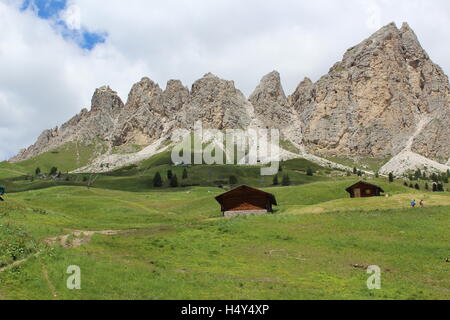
<box><xmin>0</xmin><ymin>0</ymin><xmax>449</xmax><ymax>160</ymax></box>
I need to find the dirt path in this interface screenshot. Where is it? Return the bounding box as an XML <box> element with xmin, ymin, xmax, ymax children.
<box><xmin>41</xmin><ymin>264</ymin><xmax>58</xmax><ymax>299</ymax></box>
<box><xmin>0</xmin><ymin>252</ymin><xmax>41</xmax><ymax>273</ymax></box>
<box><xmin>44</xmin><ymin>230</ymin><xmax>123</xmax><ymax>248</ymax></box>
<box><xmin>1</xmin><ymin>227</ymin><xmax>165</xmax><ymax>274</ymax></box>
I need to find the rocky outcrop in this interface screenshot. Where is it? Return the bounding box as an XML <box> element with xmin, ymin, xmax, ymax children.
<box><xmin>179</xmin><ymin>73</ymin><xmax>253</xmax><ymax>130</ymax></box>
<box><xmin>250</xmin><ymin>71</ymin><xmax>292</xmax><ymax>129</ymax></box>
<box><xmin>290</xmin><ymin>22</ymin><xmax>449</xmax><ymax>162</ymax></box>
<box><xmin>10</xmin><ymin>86</ymin><xmax>124</xmax><ymax>161</ymax></box>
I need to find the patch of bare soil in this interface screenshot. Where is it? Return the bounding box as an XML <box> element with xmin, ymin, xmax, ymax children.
<box><xmin>44</xmin><ymin>230</ymin><xmax>122</xmax><ymax>248</ymax></box>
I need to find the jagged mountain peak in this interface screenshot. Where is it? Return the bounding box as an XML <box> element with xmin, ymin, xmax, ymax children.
<box><xmin>10</xmin><ymin>23</ymin><xmax>450</xmax><ymax>175</ymax></box>
<box><xmin>91</xmin><ymin>85</ymin><xmax>124</xmax><ymax>112</ymax></box>
<box><xmin>250</xmin><ymin>70</ymin><xmax>286</xmax><ymax>101</ymax></box>
<box><xmin>291</xmin><ymin>21</ymin><xmax>449</xmax><ymax>163</ymax></box>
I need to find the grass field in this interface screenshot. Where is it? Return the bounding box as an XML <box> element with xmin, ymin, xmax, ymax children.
<box><xmin>1</xmin><ymin>178</ymin><xmax>449</xmax><ymax>300</ymax></box>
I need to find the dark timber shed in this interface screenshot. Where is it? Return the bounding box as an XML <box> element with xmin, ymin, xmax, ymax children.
<box><xmin>346</xmin><ymin>181</ymin><xmax>384</xmax><ymax>198</ymax></box>
<box><xmin>215</xmin><ymin>185</ymin><xmax>277</xmax><ymax>217</ymax></box>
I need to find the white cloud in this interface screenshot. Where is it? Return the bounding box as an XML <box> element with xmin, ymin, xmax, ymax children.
<box><xmin>366</xmin><ymin>0</ymin><xmax>382</xmax><ymax>31</ymax></box>
<box><xmin>0</xmin><ymin>0</ymin><xmax>449</xmax><ymax>160</ymax></box>
<box><xmin>60</xmin><ymin>4</ymin><xmax>81</xmax><ymax>30</ymax></box>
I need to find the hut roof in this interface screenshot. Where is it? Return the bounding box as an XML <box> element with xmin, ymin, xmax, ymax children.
<box><xmin>345</xmin><ymin>181</ymin><xmax>384</xmax><ymax>193</ymax></box>
<box><xmin>215</xmin><ymin>185</ymin><xmax>278</xmax><ymax>206</ymax></box>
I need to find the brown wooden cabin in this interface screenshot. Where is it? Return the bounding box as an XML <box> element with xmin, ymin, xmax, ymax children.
<box><xmin>215</xmin><ymin>185</ymin><xmax>278</xmax><ymax>217</ymax></box>
<box><xmin>346</xmin><ymin>181</ymin><xmax>384</xmax><ymax>198</ymax></box>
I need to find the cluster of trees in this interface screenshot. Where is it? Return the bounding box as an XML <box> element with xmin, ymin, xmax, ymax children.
<box><xmin>353</xmin><ymin>167</ymin><xmax>364</xmax><ymax>177</ymax></box>
<box><xmin>35</xmin><ymin>167</ymin><xmax>62</xmax><ymax>178</ymax></box>
<box><xmin>407</xmin><ymin>169</ymin><xmax>449</xmax><ymax>183</ymax></box>
<box><xmin>153</xmin><ymin>168</ymin><xmax>188</xmax><ymax>188</ymax></box>
<box><xmin>272</xmin><ymin>174</ymin><xmax>291</xmax><ymax>186</ymax></box>
<box><xmin>403</xmin><ymin>181</ymin><xmax>445</xmax><ymax>192</ymax></box>
<box><xmin>401</xmin><ymin>169</ymin><xmax>449</xmax><ymax>192</ymax></box>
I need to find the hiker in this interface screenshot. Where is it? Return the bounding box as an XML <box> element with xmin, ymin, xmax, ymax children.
<box><xmin>420</xmin><ymin>200</ymin><xmax>425</xmax><ymax>208</ymax></box>
<box><xmin>410</xmin><ymin>200</ymin><xmax>416</xmax><ymax>208</ymax></box>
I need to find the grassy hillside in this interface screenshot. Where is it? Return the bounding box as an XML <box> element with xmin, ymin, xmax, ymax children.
<box><xmin>9</xmin><ymin>141</ymin><xmax>106</xmax><ymax>176</ymax></box>
<box><xmin>2</xmin><ymin>150</ymin><xmax>332</xmax><ymax>193</ymax></box>
<box><xmin>0</xmin><ymin>180</ymin><xmax>449</xmax><ymax>300</ymax></box>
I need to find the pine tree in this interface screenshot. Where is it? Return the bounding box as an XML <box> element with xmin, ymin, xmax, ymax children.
<box><xmin>35</xmin><ymin>167</ymin><xmax>41</xmax><ymax>176</ymax></box>
<box><xmin>282</xmin><ymin>175</ymin><xmax>291</xmax><ymax>186</ymax></box>
<box><xmin>389</xmin><ymin>172</ymin><xmax>394</xmax><ymax>183</ymax></box>
<box><xmin>229</xmin><ymin>175</ymin><xmax>238</xmax><ymax>185</ymax></box>
<box><xmin>425</xmin><ymin>183</ymin><xmax>429</xmax><ymax>191</ymax></box>
<box><xmin>170</xmin><ymin>174</ymin><xmax>178</xmax><ymax>188</ymax></box>
<box><xmin>403</xmin><ymin>182</ymin><xmax>408</xmax><ymax>187</ymax></box>
<box><xmin>153</xmin><ymin>172</ymin><xmax>163</xmax><ymax>188</ymax></box>
<box><xmin>167</xmin><ymin>170</ymin><xmax>173</xmax><ymax>180</ymax></box>
<box><xmin>182</xmin><ymin>168</ymin><xmax>188</xmax><ymax>180</ymax></box>
<box><xmin>50</xmin><ymin>167</ymin><xmax>58</xmax><ymax>176</ymax></box>
<box><xmin>437</xmin><ymin>183</ymin><xmax>444</xmax><ymax>192</ymax></box>
<box><xmin>414</xmin><ymin>183</ymin><xmax>420</xmax><ymax>190</ymax></box>
<box><xmin>409</xmin><ymin>183</ymin><xmax>414</xmax><ymax>189</ymax></box>
<box><xmin>353</xmin><ymin>167</ymin><xmax>357</xmax><ymax>174</ymax></box>
<box><xmin>306</xmin><ymin>168</ymin><xmax>313</xmax><ymax>176</ymax></box>
<box><xmin>357</xmin><ymin>170</ymin><xmax>363</xmax><ymax>177</ymax></box>
<box><xmin>432</xmin><ymin>183</ymin><xmax>438</xmax><ymax>192</ymax></box>
<box><xmin>414</xmin><ymin>169</ymin><xmax>421</xmax><ymax>180</ymax></box>
<box><xmin>273</xmin><ymin>175</ymin><xmax>279</xmax><ymax>186</ymax></box>
<box><xmin>375</xmin><ymin>172</ymin><xmax>379</xmax><ymax>178</ymax></box>
<box><xmin>431</xmin><ymin>173</ymin><xmax>438</xmax><ymax>182</ymax></box>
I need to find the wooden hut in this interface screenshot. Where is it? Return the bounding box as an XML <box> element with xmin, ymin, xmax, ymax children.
<box><xmin>346</xmin><ymin>181</ymin><xmax>384</xmax><ymax>198</ymax></box>
<box><xmin>215</xmin><ymin>185</ymin><xmax>277</xmax><ymax>217</ymax></box>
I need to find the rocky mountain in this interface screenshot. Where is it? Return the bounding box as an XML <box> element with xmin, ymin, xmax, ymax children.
<box><xmin>290</xmin><ymin>22</ymin><xmax>449</xmax><ymax>162</ymax></box>
<box><xmin>10</xmin><ymin>22</ymin><xmax>450</xmax><ymax>174</ymax></box>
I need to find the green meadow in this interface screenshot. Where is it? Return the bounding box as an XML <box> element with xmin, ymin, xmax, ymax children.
<box><xmin>0</xmin><ymin>149</ymin><xmax>449</xmax><ymax>300</ymax></box>
<box><xmin>1</xmin><ymin>178</ymin><xmax>449</xmax><ymax>299</ymax></box>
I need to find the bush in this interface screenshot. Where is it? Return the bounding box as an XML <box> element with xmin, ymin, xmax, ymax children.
<box><xmin>229</xmin><ymin>175</ymin><xmax>238</xmax><ymax>185</ymax></box>
<box><xmin>306</xmin><ymin>168</ymin><xmax>313</xmax><ymax>176</ymax></box>
<box><xmin>182</xmin><ymin>168</ymin><xmax>188</xmax><ymax>180</ymax></box>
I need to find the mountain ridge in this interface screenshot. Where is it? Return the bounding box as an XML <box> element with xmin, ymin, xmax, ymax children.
<box><xmin>9</xmin><ymin>22</ymin><xmax>450</xmax><ymax>175</ymax></box>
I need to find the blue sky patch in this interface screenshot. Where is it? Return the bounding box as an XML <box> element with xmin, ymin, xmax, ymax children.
<box><xmin>21</xmin><ymin>0</ymin><xmax>107</xmax><ymax>50</ymax></box>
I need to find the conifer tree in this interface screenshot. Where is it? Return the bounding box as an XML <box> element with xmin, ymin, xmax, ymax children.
<box><xmin>153</xmin><ymin>172</ymin><xmax>163</xmax><ymax>188</ymax></box>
